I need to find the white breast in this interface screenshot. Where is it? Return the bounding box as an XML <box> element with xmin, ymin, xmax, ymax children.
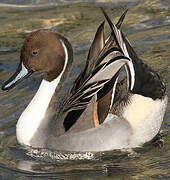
<box><xmin>16</xmin><ymin>79</ymin><xmax>59</xmax><ymax>146</ymax></box>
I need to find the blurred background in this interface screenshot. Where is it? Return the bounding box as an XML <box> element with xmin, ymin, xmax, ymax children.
<box><xmin>0</xmin><ymin>0</ymin><xmax>169</xmax><ymax>179</ymax></box>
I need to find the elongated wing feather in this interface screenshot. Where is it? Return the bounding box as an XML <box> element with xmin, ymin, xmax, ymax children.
<box><xmin>62</xmin><ymin>10</ymin><xmax>131</xmax><ymax>129</ymax></box>
<box><xmin>71</xmin><ymin>10</ymin><xmax>128</xmax><ymax>94</ymax></box>
<box><xmin>93</xmin><ymin>9</ymin><xmax>129</xmax><ymax>104</ymax></box>
<box><xmin>62</xmin><ymin>52</ymin><xmax>130</xmax><ymax>113</ymax></box>
<box><xmin>87</xmin><ymin>21</ymin><xmax>105</xmax><ymax>63</ymax></box>
<box><xmin>96</xmin><ymin>9</ymin><xmax>131</xmax><ymax>123</ymax></box>
<box><xmin>101</xmin><ymin>8</ymin><xmax>135</xmax><ymax>90</ymax></box>
<box><xmin>71</xmin><ymin>21</ymin><xmax>105</xmax><ymax>93</ymax></box>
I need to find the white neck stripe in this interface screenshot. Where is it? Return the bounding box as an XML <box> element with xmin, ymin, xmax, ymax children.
<box><xmin>16</xmin><ymin>39</ymin><xmax>69</xmax><ymax>146</ymax></box>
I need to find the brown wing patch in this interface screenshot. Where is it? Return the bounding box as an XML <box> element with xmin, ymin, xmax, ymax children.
<box><xmin>93</xmin><ymin>95</ymin><xmax>99</xmax><ymax>127</ymax></box>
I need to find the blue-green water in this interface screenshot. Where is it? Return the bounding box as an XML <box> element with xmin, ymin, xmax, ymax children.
<box><xmin>0</xmin><ymin>0</ymin><xmax>169</xmax><ymax>179</ymax></box>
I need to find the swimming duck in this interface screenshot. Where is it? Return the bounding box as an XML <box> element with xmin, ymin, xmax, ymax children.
<box><xmin>1</xmin><ymin>10</ymin><xmax>167</xmax><ymax>152</ymax></box>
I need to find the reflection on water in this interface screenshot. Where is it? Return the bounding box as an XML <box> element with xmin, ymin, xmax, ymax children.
<box><xmin>0</xmin><ymin>0</ymin><xmax>169</xmax><ymax>179</ymax></box>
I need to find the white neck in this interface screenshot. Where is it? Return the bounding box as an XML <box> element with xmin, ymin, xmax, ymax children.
<box><xmin>16</xmin><ymin>39</ymin><xmax>68</xmax><ymax>146</ymax></box>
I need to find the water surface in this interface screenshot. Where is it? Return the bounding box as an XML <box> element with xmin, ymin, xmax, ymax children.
<box><xmin>0</xmin><ymin>0</ymin><xmax>169</xmax><ymax>179</ymax></box>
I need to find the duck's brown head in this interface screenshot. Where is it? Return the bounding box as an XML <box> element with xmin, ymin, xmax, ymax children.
<box><xmin>2</xmin><ymin>29</ymin><xmax>73</xmax><ymax>90</ymax></box>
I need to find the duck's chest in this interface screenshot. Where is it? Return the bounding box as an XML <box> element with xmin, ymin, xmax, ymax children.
<box><xmin>122</xmin><ymin>94</ymin><xmax>168</xmax><ymax>147</ymax></box>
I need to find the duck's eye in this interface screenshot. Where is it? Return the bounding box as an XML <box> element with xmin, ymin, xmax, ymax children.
<box><xmin>32</xmin><ymin>50</ymin><xmax>38</xmax><ymax>56</ymax></box>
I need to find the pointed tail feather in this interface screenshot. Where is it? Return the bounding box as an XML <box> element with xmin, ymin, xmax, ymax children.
<box><xmin>116</xmin><ymin>9</ymin><xmax>128</xmax><ymax>29</ymax></box>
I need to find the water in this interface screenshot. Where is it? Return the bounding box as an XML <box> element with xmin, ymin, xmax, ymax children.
<box><xmin>0</xmin><ymin>0</ymin><xmax>169</xmax><ymax>179</ymax></box>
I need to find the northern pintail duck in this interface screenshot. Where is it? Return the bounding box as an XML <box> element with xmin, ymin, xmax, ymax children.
<box><xmin>2</xmin><ymin>9</ymin><xmax>167</xmax><ymax>152</ymax></box>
